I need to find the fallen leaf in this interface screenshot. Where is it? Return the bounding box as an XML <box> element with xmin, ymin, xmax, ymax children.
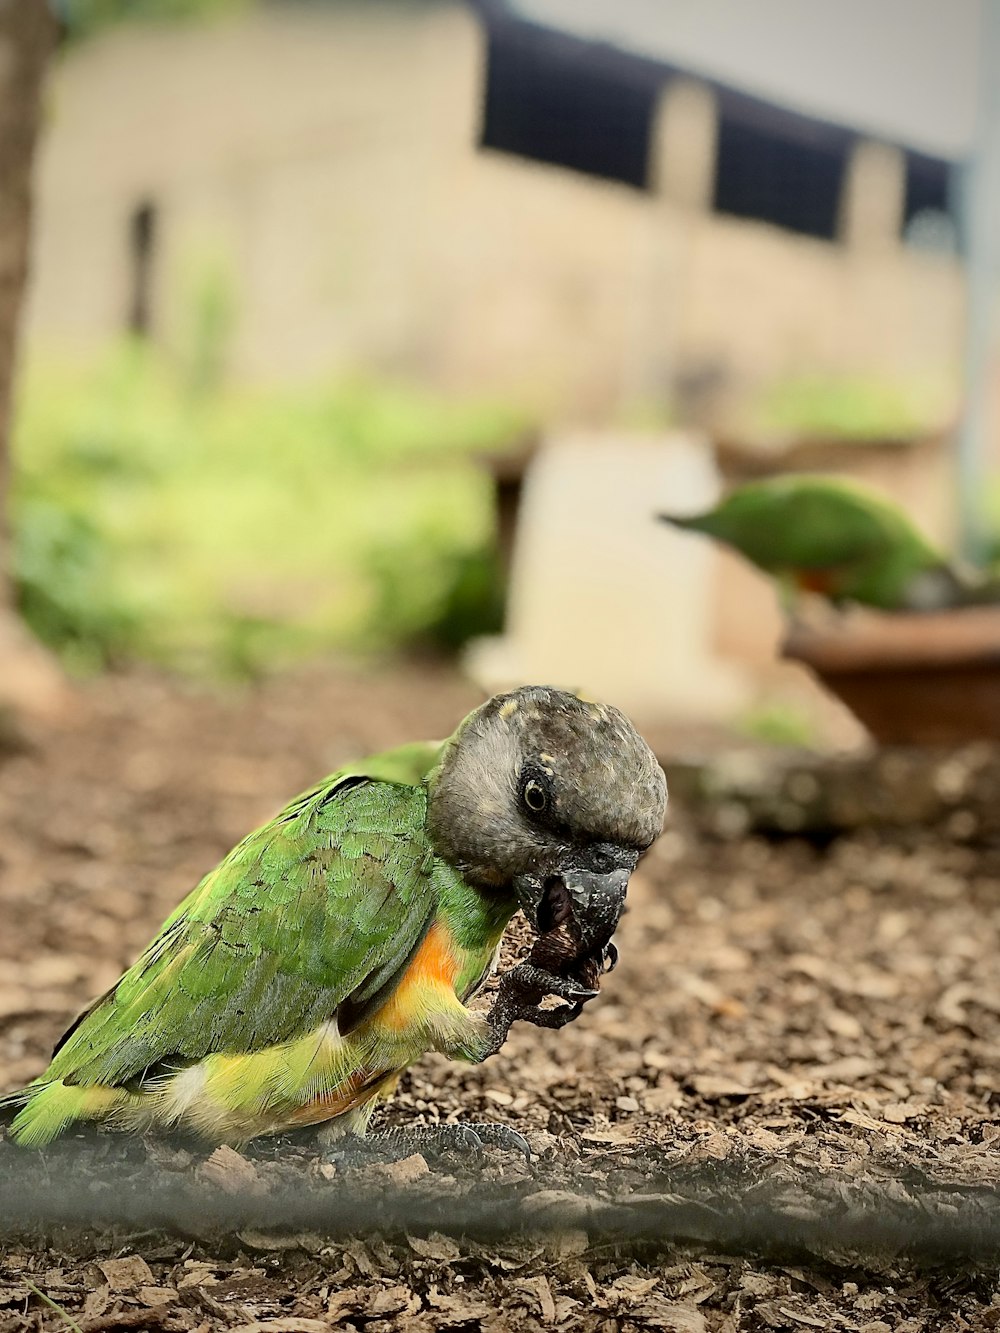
<box><xmin>98</xmin><ymin>1257</ymin><xmax>154</xmax><ymax>1292</ymax></box>
<box><xmin>580</xmin><ymin>1124</ymin><xmax>636</xmax><ymax>1145</ymax></box>
<box><xmin>238</xmin><ymin>1322</ymin><xmax>329</xmax><ymax>1333</ymax></box>
<box><xmin>178</xmin><ymin>1263</ymin><xmax>220</xmax><ymax>1289</ymax></box>
<box><xmin>197</xmin><ymin>1144</ymin><xmax>265</xmax><ymax>1195</ymax></box>
<box><xmin>366</xmin><ymin>1153</ymin><xmax>429</xmax><ymax>1184</ymax></box>
<box><xmin>777</xmin><ymin>1307</ymin><xmax>828</xmax><ymax>1328</ymax></box>
<box><xmin>236</xmin><ymin>1230</ymin><xmax>325</xmax><ymax>1253</ymax></box>
<box><xmin>138</xmin><ymin>1287</ymin><xmax>178</xmax><ymax>1306</ymax></box>
<box><xmin>610</xmin><ymin>1275</ymin><xmax>660</xmax><ymax>1303</ymax></box>
<box><xmin>690</xmin><ymin>1075</ymin><xmax>754</xmax><ymax>1099</ymax></box>
<box><xmin>368</xmin><ymin>1284</ymin><xmax>417</xmax><ymax>1316</ymax></box>
<box><xmin>521</xmin><ymin>1275</ymin><xmax>557</xmax><ymax>1324</ymax></box>
<box><xmin>407</xmin><ymin>1232</ymin><xmax>461</xmax><ymax>1262</ymax></box>
<box><xmin>326</xmin><ymin>1287</ymin><xmax>365</xmax><ymax>1318</ymax></box>
<box><xmin>882</xmin><ymin>1102</ymin><xmax>924</xmax><ymax>1124</ymax></box>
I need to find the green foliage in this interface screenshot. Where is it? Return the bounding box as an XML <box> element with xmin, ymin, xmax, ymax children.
<box><xmin>60</xmin><ymin>0</ymin><xmax>251</xmax><ymax>41</ymax></box>
<box><xmin>364</xmin><ymin>541</ymin><xmax>505</xmax><ymax>654</ymax></box>
<box><xmin>13</xmin><ymin>496</ymin><xmax>137</xmax><ymax>673</ymax></box>
<box><xmin>12</xmin><ymin>343</ymin><xmax>528</xmax><ymax>677</ymax></box>
<box><xmin>750</xmin><ymin>374</ymin><xmax>949</xmax><ymax>442</ymax></box>
<box><xmin>178</xmin><ymin>246</ymin><xmax>239</xmax><ymax>395</ymax></box>
<box><xmin>985</xmin><ymin>479</ymin><xmax>1000</xmax><ymax>568</ymax></box>
<box><xmin>737</xmin><ymin>701</ymin><xmax>817</xmax><ymax>748</ymax></box>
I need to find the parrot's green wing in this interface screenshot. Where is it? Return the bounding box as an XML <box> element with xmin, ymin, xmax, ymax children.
<box><xmin>336</xmin><ymin>739</ymin><xmax>444</xmax><ymax>787</ymax></box>
<box><xmin>661</xmin><ymin>477</ymin><xmax>935</xmax><ymax>569</ymax></box>
<box><xmin>44</xmin><ymin>743</ymin><xmax>448</xmax><ymax>1089</ymax></box>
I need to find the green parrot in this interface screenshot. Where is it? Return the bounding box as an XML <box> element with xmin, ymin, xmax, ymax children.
<box><xmin>658</xmin><ymin>474</ymin><xmax>964</xmax><ymax>612</ymax></box>
<box><xmin>1</xmin><ymin>686</ymin><xmax>666</xmax><ymax>1151</ymax></box>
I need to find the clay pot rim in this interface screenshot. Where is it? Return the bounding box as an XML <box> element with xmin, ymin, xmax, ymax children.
<box><xmin>782</xmin><ymin>605</ymin><xmax>1000</xmax><ymax>674</ymax></box>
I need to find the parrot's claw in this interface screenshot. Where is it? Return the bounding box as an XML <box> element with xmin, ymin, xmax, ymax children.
<box><xmin>331</xmin><ymin>1122</ymin><xmax>531</xmax><ymax>1165</ymax></box>
<box><xmin>465</xmin><ymin>1122</ymin><xmax>533</xmax><ymax>1161</ymax></box>
<box><xmin>482</xmin><ymin>962</ymin><xmax>597</xmax><ymax>1056</ymax></box>
<box><xmin>506</xmin><ymin>962</ymin><xmax>598</xmax><ymax>1006</ymax></box>
<box><xmin>603</xmin><ymin>941</ymin><xmax>619</xmax><ymax>973</ymax></box>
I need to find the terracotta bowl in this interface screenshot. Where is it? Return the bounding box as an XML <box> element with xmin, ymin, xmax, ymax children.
<box><xmin>783</xmin><ymin>606</ymin><xmax>1000</xmax><ymax>745</ymax></box>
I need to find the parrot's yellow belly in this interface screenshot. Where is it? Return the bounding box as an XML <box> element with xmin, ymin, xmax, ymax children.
<box><xmin>112</xmin><ymin>921</ymin><xmax>493</xmax><ymax>1145</ymax></box>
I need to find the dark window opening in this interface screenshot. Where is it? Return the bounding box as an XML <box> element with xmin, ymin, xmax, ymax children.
<box><xmin>479</xmin><ymin>19</ymin><xmax>659</xmax><ymax>190</ymax></box>
<box><xmin>128</xmin><ymin>199</ymin><xmax>157</xmax><ymax>336</ymax></box>
<box><xmin>902</xmin><ymin>149</ymin><xmax>956</xmax><ymax>250</ymax></box>
<box><xmin>904</xmin><ymin>150</ymin><xmax>952</xmax><ymax>226</ymax></box>
<box><xmin>713</xmin><ymin>96</ymin><xmax>849</xmax><ymax>241</ymax></box>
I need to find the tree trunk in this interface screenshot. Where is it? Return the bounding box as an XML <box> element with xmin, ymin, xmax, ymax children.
<box><xmin>0</xmin><ymin>0</ymin><xmax>66</xmax><ymax>720</ymax></box>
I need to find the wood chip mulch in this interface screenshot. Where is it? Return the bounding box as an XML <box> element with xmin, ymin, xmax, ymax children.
<box><xmin>2</xmin><ymin>662</ymin><xmax>1000</xmax><ymax>1330</ymax></box>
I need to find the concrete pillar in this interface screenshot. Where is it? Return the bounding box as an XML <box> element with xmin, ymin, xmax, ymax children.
<box><xmin>649</xmin><ymin>77</ymin><xmax>718</xmax><ymax>211</ymax></box>
<box><xmin>622</xmin><ymin>78</ymin><xmax>717</xmax><ymax>415</ymax></box>
<box><xmin>464</xmin><ymin>432</ymin><xmax>750</xmax><ymax>719</ymax></box>
<box><xmin>840</xmin><ymin>139</ymin><xmax>906</xmax><ymax>250</ymax></box>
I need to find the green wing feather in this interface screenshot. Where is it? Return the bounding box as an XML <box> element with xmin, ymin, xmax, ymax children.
<box><xmin>37</xmin><ymin>743</ymin><xmax>447</xmax><ymax>1091</ymax></box>
<box><xmin>335</xmin><ymin>739</ymin><xmax>444</xmax><ymax>787</ymax></box>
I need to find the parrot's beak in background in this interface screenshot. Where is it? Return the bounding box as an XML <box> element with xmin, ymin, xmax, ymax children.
<box><xmin>513</xmin><ymin>864</ymin><xmax>633</xmax><ymax>952</ymax></box>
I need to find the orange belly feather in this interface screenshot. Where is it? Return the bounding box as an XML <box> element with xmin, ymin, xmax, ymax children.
<box><xmin>286</xmin><ymin>922</ymin><xmax>462</xmax><ymax>1127</ymax></box>
<box><xmin>285</xmin><ymin>1070</ymin><xmax>401</xmax><ymax>1129</ymax></box>
<box><xmin>376</xmin><ymin>921</ymin><xmax>461</xmax><ymax>1034</ymax></box>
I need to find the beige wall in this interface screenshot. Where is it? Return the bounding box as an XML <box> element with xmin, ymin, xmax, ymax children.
<box><xmin>26</xmin><ymin>3</ymin><xmax>965</xmax><ymax>417</ymax></box>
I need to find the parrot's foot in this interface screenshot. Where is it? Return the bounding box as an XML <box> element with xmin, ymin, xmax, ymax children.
<box><xmin>482</xmin><ymin>962</ymin><xmax>597</xmax><ymax>1057</ymax></box>
<box><xmin>326</xmin><ymin>1122</ymin><xmax>531</xmax><ymax>1165</ymax></box>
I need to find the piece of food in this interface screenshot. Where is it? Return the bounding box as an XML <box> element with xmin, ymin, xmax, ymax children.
<box><xmin>528</xmin><ymin>875</ymin><xmax>622</xmax><ymax>996</ymax></box>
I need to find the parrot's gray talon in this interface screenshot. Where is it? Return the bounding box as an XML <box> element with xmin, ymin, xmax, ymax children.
<box><xmin>482</xmin><ymin>962</ymin><xmax>596</xmax><ymax>1056</ymax></box>
<box><xmin>461</xmin><ymin>1122</ymin><xmax>532</xmax><ymax>1163</ymax></box>
<box><xmin>603</xmin><ymin>942</ymin><xmax>619</xmax><ymax>973</ymax></box>
<box><xmin>504</xmin><ymin>962</ymin><xmax>597</xmax><ymax>1005</ymax></box>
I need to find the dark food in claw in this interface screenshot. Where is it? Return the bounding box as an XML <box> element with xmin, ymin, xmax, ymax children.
<box><xmin>527</xmin><ymin>877</ymin><xmax>623</xmax><ymax>996</ymax></box>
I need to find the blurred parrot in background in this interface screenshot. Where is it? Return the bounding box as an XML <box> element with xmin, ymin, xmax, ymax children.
<box><xmin>658</xmin><ymin>474</ymin><xmax>968</xmax><ymax>613</ymax></box>
<box><xmin>1</xmin><ymin>687</ymin><xmax>666</xmax><ymax>1152</ymax></box>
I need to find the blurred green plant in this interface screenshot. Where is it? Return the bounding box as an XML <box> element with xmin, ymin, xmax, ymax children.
<box><xmin>612</xmin><ymin>397</ymin><xmax>677</xmax><ymax>433</ymax></box>
<box><xmin>986</xmin><ymin>479</ymin><xmax>1000</xmax><ymax>569</ymax></box>
<box><xmin>60</xmin><ymin>0</ymin><xmax>251</xmax><ymax>40</ymax></box>
<box><xmin>749</xmin><ymin>373</ymin><xmax>952</xmax><ymax>442</ymax></box>
<box><xmin>178</xmin><ymin>244</ymin><xmax>239</xmax><ymax>395</ymax></box>
<box><xmin>736</xmin><ymin>700</ymin><xmax>817</xmax><ymax>748</ymax></box>
<box><xmin>12</xmin><ymin>343</ymin><xmax>528</xmax><ymax>677</ymax></box>
<box><xmin>14</xmin><ymin>496</ymin><xmax>138</xmax><ymax>673</ymax></box>
<box><xmin>363</xmin><ymin>540</ymin><xmax>505</xmax><ymax>655</ymax></box>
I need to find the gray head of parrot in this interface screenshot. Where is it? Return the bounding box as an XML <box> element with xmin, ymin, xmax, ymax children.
<box><xmin>427</xmin><ymin>686</ymin><xmax>665</xmax><ymax>938</ymax></box>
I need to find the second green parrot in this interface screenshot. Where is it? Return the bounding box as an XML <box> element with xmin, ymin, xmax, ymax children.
<box><xmin>659</xmin><ymin>474</ymin><xmax>963</xmax><ymax>612</ymax></box>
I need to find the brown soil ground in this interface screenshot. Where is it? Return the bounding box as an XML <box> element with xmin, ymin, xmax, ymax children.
<box><xmin>1</xmin><ymin>662</ymin><xmax>1000</xmax><ymax>1332</ymax></box>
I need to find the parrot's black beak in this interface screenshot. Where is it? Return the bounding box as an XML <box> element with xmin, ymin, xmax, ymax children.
<box><xmin>511</xmin><ymin>874</ymin><xmax>546</xmax><ymax>932</ymax></box>
<box><xmin>513</xmin><ymin>855</ymin><xmax>634</xmax><ymax>953</ymax></box>
<box><xmin>556</xmin><ymin>867</ymin><xmax>631</xmax><ymax>953</ymax></box>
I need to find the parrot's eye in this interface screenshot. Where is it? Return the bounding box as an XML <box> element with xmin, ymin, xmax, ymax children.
<box><xmin>521</xmin><ymin>777</ymin><xmax>549</xmax><ymax>815</ymax></box>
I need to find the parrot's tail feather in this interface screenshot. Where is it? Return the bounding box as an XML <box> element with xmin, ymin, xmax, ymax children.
<box><xmin>657</xmin><ymin>512</ymin><xmax>704</xmax><ymax>530</ymax></box>
<box><xmin>0</xmin><ymin>1088</ymin><xmax>27</xmax><ymax>1130</ymax></box>
<box><xmin>6</xmin><ymin>1081</ymin><xmax>128</xmax><ymax>1147</ymax></box>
